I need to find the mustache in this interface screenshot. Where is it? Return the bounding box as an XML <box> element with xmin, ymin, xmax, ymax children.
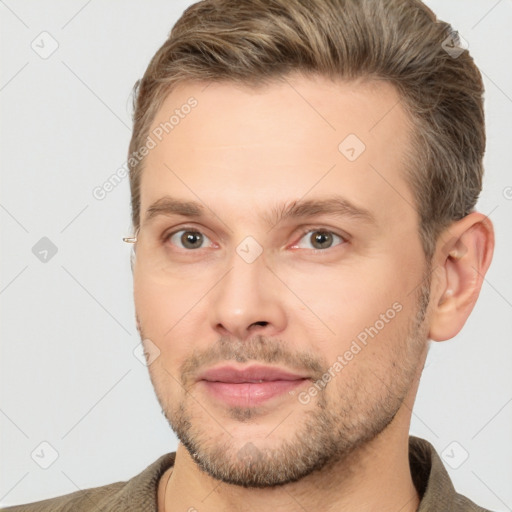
<box><xmin>179</xmin><ymin>334</ymin><xmax>327</xmax><ymax>386</ymax></box>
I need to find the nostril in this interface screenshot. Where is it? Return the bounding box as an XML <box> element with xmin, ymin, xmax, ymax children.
<box><xmin>250</xmin><ymin>321</ymin><xmax>268</xmax><ymax>328</ymax></box>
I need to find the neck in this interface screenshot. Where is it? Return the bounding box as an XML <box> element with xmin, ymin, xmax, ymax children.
<box><xmin>159</xmin><ymin>405</ymin><xmax>420</xmax><ymax>512</ymax></box>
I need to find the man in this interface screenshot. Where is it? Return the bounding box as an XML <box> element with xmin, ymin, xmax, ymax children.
<box><xmin>3</xmin><ymin>0</ymin><xmax>495</xmax><ymax>510</ymax></box>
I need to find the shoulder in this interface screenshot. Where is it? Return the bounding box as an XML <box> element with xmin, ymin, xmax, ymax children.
<box><xmin>409</xmin><ymin>436</ymin><xmax>495</xmax><ymax>512</ymax></box>
<box><xmin>0</xmin><ymin>482</ymin><xmax>125</xmax><ymax>512</ymax></box>
<box><xmin>1</xmin><ymin>453</ymin><xmax>176</xmax><ymax>512</ymax></box>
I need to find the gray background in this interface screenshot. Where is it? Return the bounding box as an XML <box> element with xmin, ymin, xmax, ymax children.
<box><xmin>1</xmin><ymin>0</ymin><xmax>511</xmax><ymax>509</ymax></box>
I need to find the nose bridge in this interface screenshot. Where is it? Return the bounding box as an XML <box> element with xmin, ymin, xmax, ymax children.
<box><xmin>208</xmin><ymin>242</ymin><xmax>286</xmax><ymax>339</ymax></box>
<box><xmin>218</xmin><ymin>246</ymin><xmax>269</xmax><ymax>313</ymax></box>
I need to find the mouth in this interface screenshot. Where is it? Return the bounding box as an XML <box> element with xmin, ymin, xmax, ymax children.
<box><xmin>197</xmin><ymin>364</ymin><xmax>310</xmax><ymax>407</ymax></box>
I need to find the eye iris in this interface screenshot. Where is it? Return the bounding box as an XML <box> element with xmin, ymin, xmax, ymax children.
<box><xmin>311</xmin><ymin>231</ymin><xmax>333</xmax><ymax>249</ymax></box>
<box><xmin>181</xmin><ymin>231</ymin><xmax>203</xmax><ymax>249</ymax></box>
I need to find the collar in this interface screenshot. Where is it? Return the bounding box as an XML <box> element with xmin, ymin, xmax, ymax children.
<box><xmin>100</xmin><ymin>436</ymin><xmax>488</xmax><ymax>511</ymax></box>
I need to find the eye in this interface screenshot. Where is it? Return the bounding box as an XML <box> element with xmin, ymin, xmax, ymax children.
<box><xmin>167</xmin><ymin>229</ymin><xmax>214</xmax><ymax>250</ymax></box>
<box><xmin>292</xmin><ymin>229</ymin><xmax>346</xmax><ymax>250</ymax></box>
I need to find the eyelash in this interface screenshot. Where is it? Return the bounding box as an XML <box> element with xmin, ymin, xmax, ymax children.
<box><xmin>162</xmin><ymin>225</ymin><xmax>348</xmax><ymax>253</ymax></box>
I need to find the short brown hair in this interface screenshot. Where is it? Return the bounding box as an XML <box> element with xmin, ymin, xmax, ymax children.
<box><xmin>128</xmin><ymin>0</ymin><xmax>485</xmax><ymax>263</ymax></box>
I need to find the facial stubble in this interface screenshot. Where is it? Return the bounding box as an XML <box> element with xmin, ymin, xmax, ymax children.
<box><xmin>141</xmin><ymin>282</ymin><xmax>430</xmax><ymax>488</ymax></box>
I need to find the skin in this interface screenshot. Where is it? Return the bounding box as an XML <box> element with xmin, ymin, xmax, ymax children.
<box><xmin>131</xmin><ymin>73</ymin><xmax>494</xmax><ymax>512</ymax></box>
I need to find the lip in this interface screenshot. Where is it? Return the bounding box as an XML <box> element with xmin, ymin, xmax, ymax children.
<box><xmin>198</xmin><ymin>365</ymin><xmax>308</xmax><ymax>383</ymax></box>
<box><xmin>197</xmin><ymin>365</ymin><xmax>310</xmax><ymax>407</ymax></box>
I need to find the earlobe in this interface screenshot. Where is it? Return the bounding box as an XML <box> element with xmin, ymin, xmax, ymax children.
<box><xmin>428</xmin><ymin>213</ymin><xmax>494</xmax><ymax>342</ymax></box>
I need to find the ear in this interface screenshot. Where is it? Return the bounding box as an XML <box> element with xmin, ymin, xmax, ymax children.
<box><xmin>428</xmin><ymin>212</ymin><xmax>494</xmax><ymax>342</ymax></box>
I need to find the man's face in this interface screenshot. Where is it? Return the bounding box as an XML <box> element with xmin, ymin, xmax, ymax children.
<box><xmin>133</xmin><ymin>74</ymin><xmax>430</xmax><ymax>487</ymax></box>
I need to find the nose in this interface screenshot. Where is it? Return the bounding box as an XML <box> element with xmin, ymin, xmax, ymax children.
<box><xmin>208</xmin><ymin>249</ymin><xmax>287</xmax><ymax>341</ymax></box>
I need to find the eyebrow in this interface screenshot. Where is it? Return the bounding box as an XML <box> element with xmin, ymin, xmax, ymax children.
<box><xmin>145</xmin><ymin>197</ymin><xmax>204</xmax><ymax>222</ymax></box>
<box><xmin>264</xmin><ymin>195</ymin><xmax>376</xmax><ymax>227</ymax></box>
<box><xmin>143</xmin><ymin>194</ymin><xmax>376</xmax><ymax>227</ymax></box>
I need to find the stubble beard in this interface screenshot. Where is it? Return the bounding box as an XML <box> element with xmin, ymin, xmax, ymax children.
<box><xmin>142</xmin><ymin>282</ymin><xmax>430</xmax><ymax>488</ymax></box>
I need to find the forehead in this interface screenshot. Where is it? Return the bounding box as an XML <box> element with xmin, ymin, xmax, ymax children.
<box><xmin>140</xmin><ymin>74</ymin><xmax>417</xmax><ymax>228</ymax></box>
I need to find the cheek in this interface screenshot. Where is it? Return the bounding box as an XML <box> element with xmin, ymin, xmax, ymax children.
<box><xmin>134</xmin><ymin>274</ymin><xmax>166</xmax><ymax>330</ymax></box>
<box><xmin>133</xmin><ymin>268</ymin><xmax>215</xmax><ymax>372</ymax></box>
<box><xmin>133</xmin><ymin>270</ymin><xmax>190</xmax><ymax>340</ymax></box>
<box><xmin>281</xmin><ymin>258</ymin><xmax>420</xmax><ymax>373</ymax></box>
<box><xmin>284</xmin><ymin>263</ymin><xmax>404</xmax><ymax>333</ymax></box>
<box><xmin>134</xmin><ymin>278</ymin><xmax>186</xmax><ymax>386</ymax></box>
